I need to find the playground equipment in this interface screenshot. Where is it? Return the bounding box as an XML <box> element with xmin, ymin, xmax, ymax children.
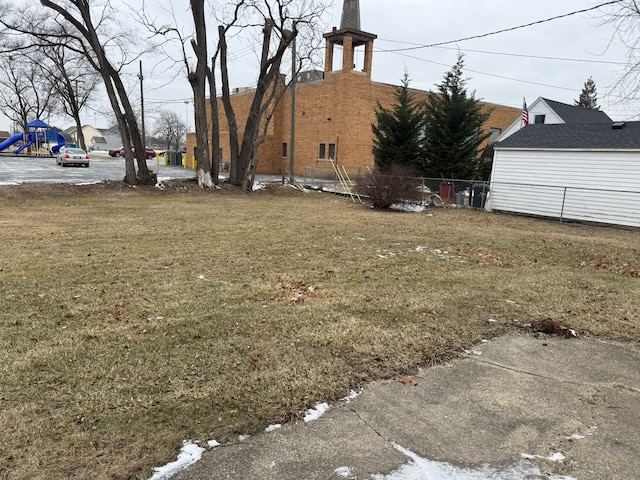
<box><xmin>0</xmin><ymin>119</ymin><xmax>65</xmax><ymax>155</ymax></box>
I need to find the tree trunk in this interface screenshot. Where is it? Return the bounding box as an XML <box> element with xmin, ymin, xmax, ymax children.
<box><xmin>74</xmin><ymin>115</ymin><xmax>86</xmax><ymax>151</ymax></box>
<box><xmin>208</xmin><ymin>59</ymin><xmax>220</xmax><ymax>186</ymax></box>
<box><xmin>219</xmin><ymin>25</ymin><xmax>240</xmax><ymax>185</ymax></box>
<box><xmin>235</xmin><ymin>23</ymin><xmax>293</xmax><ymax>189</ymax></box>
<box><xmin>109</xmin><ymin>67</ymin><xmax>155</xmax><ymax>184</ymax></box>
<box><xmin>189</xmin><ymin>0</ymin><xmax>212</xmax><ymax>188</ymax></box>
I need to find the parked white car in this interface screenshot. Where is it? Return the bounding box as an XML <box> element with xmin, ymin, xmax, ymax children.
<box><xmin>56</xmin><ymin>147</ymin><xmax>90</xmax><ymax>167</ymax></box>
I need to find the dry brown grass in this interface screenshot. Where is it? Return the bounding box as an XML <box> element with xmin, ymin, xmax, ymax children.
<box><xmin>1</xmin><ymin>181</ymin><xmax>639</xmax><ymax>479</ymax></box>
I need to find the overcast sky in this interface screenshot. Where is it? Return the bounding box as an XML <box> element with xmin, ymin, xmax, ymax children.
<box><xmin>144</xmin><ymin>0</ymin><xmax>639</xmax><ymax>129</ymax></box>
<box><xmin>3</xmin><ymin>0</ymin><xmax>636</xmax><ymax>132</ymax></box>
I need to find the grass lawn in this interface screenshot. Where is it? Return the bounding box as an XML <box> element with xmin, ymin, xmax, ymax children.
<box><xmin>1</xmin><ymin>181</ymin><xmax>639</xmax><ymax>479</ymax></box>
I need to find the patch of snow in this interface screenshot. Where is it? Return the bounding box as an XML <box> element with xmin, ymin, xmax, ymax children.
<box><xmin>238</xmin><ymin>434</ymin><xmax>250</xmax><ymax>441</ymax></box>
<box><xmin>148</xmin><ymin>441</ymin><xmax>205</xmax><ymax>480</ymax></box>
<box><xmin>342</xmin><ymin>390</ymin><xmax>361</xmax><ymax>404</ymax></box>
<box><xmin>371</xmin><ymin>444</ymin><xmax>576</xmax><ymax>480</ymax></box>
<box><xmin>207</xmin><ymin>440</ymin><xmax>220</xmax><ymax>448</ymax></box>
<box><xmin>265</xmin><ymin>424</ymin><xmax>282</xmax><ymax>433</ymax></box>
<box><xmin>390</xmin><ymin>203</ymin><xmax>427</xmax><ymax>213</ymax></box>
<box><xmin>566</xmin><ymin>434</ymin><xmax>586</xmax><ymax>440</ymax></box>
<box><xmin>252</xmin><ymin>181</ymin><xmax>266</xmax><ymax>191</ymax></box>
<box><xmin>304</xmin><ymin>403</ymin><xmax>330</xmax><ymax>423</ymax></box>
<box><xmin>197</xmin><ymin>274</ymin><xmax>207</xmax><ymax>280</ymax></box>
<box><xmin>415</xmin><ymin>246</ymin><xmax>426</xmax><ymax>253</ymax></box>
<box><xmin>463</xmin><ymin>349</ymin><xmax>482</xmax><ymax>356</ymax></box>
<box><xmin>521</xmin><ymin>452</ymin><xmax>566</xmax><ymax>463</ymax></box>
<box><xmin>335</xmin><ymin>466</ymin><xmax>355</xmax><ymax>478</ymax></box>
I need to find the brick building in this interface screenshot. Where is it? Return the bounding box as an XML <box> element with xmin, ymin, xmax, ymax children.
<box><xmin>187</xmin><ymin>1</ymin><xmax>520</xmax><ymax>177</ymax></box>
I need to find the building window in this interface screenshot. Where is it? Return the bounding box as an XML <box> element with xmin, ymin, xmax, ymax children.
<box><xmin>319</xmin><ymin>143</ymin><xmax>326</xmax><ymax>160</ymax></box>
<box><xmin>328</xmin><ymin>143</ymin><xmax>336</xmax><ymax>160</ymax></box>
<box><xmin>534</xmin><ymin>115</ymin><xmax>546</xmax><ymax>124</ymax></box>
<box><xmin>282</xmin><ymin>142</ymin><xmax>287</xmax><ymax>157</ymax></box>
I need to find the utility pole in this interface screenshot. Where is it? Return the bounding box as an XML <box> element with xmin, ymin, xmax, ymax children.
<box><xmin>289</xmin><ymin>33</ymin><xmax>296</xmax><ymax>183</ymax></box>
<box><xmin>138</xmin><ymin>61</ymin><xmax>145</xmax><ymax>147</ymax></box>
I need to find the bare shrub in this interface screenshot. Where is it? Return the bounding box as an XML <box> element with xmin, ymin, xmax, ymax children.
<box><xmin>356</xmin><ymin>164</ymin><xmax>422</xmax><ymax>209</ymax></box>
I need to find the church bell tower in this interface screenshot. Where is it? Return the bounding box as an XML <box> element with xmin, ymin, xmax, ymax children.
<box><xmin>323</xmin><ymin>0</ymin><xmax>377</xmax><ymax>79</ymax></box>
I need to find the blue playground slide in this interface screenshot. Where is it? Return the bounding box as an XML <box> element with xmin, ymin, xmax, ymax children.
<box><xmin>0</xmin><ymin>131</ymin><xmax>66</xmax><ymax>154</ymax></box>
<box><xmin>0</xmin><ymin>133</ymin><xmax>26</xmax><ymax>152</ymax></box>
<box><xmin>14</xmin><ymin>133</ymin><xmax>35</xmax><ymax>154</ymax></box>
<box><xmin>51</xmin><ymin>133</ymin><xmax>66</xmax><ymax>154</ymax></box>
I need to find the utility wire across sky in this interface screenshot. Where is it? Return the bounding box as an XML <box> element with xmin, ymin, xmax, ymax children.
<box><xmin>379</xmin><ymin>0</ymin><xmax>624</xmax><ymax>53</ymax></box>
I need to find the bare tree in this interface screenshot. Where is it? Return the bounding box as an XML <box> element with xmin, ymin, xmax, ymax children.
<box><xmin>38</xmin><ymin>45</ymin><xmax>101</xmax><ymax>150</ymax></box>
<box><xmin>0</xmin><ymin>54</ymin><xmax>56</xmax><ymax>131</ymax></box>
<box><xmin>218</xmin><ymin>0</ymin><xmax>328</xmax><ymax>190</ymax></box>
<box><xmin>144</xmin><ymin>1</ymin><xmax>242</xmax><ymax>187</ymax></box>
<box><xmin>602</xmin><ymin>2</ymin><xmax>640</xmax><ymax>103</ymax></box>
<box><xmin>154</xmin><ymin>109</ymin><xmax>186</xmax><ymax>151</ymax></box>
<box><xmin>1</xmin><ymin>0</ymin><xmax>156</xmax><ymax>184</ymax></box>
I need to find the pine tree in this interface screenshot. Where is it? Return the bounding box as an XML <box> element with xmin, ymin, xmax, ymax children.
<box><xmin>575</xmin><ymin>76</ymin><xmax>599</xmax><ymax>109</ymax></box>
<box><xmin>371</xmin><ymin>72</ymin><xmax>426</xmax><ymax>173</ymax></box>
<box><xmin>420</xmin><ymin>54</ymin><xmax>490</xmax><ymax>180</ymax></box>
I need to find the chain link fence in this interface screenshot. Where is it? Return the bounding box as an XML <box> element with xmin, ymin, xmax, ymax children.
<box><xmin>487</xmin><ymin>182</ymin><xmax>640</xmax><ymax>228</ymax></box>
<box><xmin>302</xmin><ymin>166</ymin><xmax>489</xmax><ymax>207</ymax></box>
<box><xmin>303</xmin><ymin>166</ymin><xmax>640</xmax><ymax>228</ymax></box>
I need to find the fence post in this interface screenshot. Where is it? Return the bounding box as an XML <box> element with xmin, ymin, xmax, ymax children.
<box><xmin>560</xmin><ymin>187</ymin><xmax>567</xmax><ymax>223</ymax></box>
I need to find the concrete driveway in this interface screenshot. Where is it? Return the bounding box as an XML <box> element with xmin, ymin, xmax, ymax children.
<box><xmin>166</xmin><ymin>335</ymin><xmax>640</xmax><ymax>480</ymax></box>
<box><xmin>0</xmin><ymin>153</ymin><xmax>195</xmax><ymax>185</ymax></box>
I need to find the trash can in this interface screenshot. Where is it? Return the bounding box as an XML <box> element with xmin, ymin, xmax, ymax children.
<box><xmin>455</xmin><ymin>191</ymin><xmax>465</xmax><ymax>206</ymax></box>
<box><xmin>439</xmin><ymin>182</ymin><xmax>455</xmax><ymax>205</ymax></box>
<box><xmin>471</xmin><ymin>184</ymin><xmax>490</xmax><ymax>208</ymax></box>
<box><xmin>167</xmin><ymin>151</ymin><xmax>182</xmax><ymax>166</ymax></box>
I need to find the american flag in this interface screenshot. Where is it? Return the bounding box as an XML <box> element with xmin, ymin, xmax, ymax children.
<box><xmin>522</xmin><ymin>98</ymin><xmax>529</xmax><ymax>126</ymax></box>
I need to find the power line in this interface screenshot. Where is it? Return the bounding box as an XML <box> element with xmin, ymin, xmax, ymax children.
<box><xmin>381</xmin><ymin>0</ymin><xmax>624</xmax><ymax>53</ymax></box>
<box><xmin>376</xmin><ymin>40</ymin><xmax>627</xmax><ymax>66</ymax></box>
<box><xmin>391</xmin><ymin>50</ymin><xmax>577</xmax><ymax>92</ymax></box>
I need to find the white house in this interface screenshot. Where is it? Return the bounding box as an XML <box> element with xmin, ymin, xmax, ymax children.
<box><xmin>488</xmin><ymin>121</ymin><xmax>640</xmax><ymax>228</ymax></box>
<box><xmin>497</xmin><ymin>98</ymin><xmax>611</xmax><ymax>142</ymax></box>
<box><xmin>62</xmin><ymin>125</ymin><xmax>121</xmax><ymax>151</ymax></box>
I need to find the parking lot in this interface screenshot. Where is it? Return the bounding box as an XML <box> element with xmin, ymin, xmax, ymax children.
<box><xmin>0</xmin><ymin>152</ymin><xmax>195</xmax><ymax>185</ymax></box>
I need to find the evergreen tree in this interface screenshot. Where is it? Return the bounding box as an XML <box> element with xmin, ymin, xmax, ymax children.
<box><xmin>575</xmin><ymin>76</ymin><xmax>599</xmax><ymax>109</ymax></box>
<box><xmin>371</xmin><ymin>72</ymin><xmax>426</xmax><ymax>173</ymax></box>
<box><xmin>420</xmin><ymin>54</ymin><xmax>490</xmax><ymax>179</ymax></box>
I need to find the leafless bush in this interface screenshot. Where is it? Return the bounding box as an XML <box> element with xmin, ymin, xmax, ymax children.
<box><xmin>356</xmin><ymin>164</ymin><xmax>421</xmax><ymax>209</ymax></box>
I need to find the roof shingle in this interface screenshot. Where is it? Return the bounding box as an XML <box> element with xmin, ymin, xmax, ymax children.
<box><xmin>495</xmin><ymin>121</ymin><xmax>640</xmax><ymax>150</ymax></box>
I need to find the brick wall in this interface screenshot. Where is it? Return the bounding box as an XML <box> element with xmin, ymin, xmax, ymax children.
<box><xmin>187</xmin><ymin>70</ymin><xmax>520</xmax><ymax>177</ymax></box>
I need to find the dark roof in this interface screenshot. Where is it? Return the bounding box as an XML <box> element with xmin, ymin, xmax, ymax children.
<box><xmin>495</xmin><ymin>121</ymin><xmax>640</xmax><ymax>150</ymax></box>
<box><xmin>542</xmin><ymin>98</ymin><xmax>612</xmax><ymax>123</ymax></box>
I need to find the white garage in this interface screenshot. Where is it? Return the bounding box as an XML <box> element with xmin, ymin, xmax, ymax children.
<box><xmin>488</xmin><ymin>121</ymin><xmax>640</xmax><ymax>228</ymax></box>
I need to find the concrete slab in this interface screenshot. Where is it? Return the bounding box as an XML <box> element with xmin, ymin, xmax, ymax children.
<box><xmin>170</xmin><ymin>335</ymin><xmax>640</xmax><ymax>480</ymax></box>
